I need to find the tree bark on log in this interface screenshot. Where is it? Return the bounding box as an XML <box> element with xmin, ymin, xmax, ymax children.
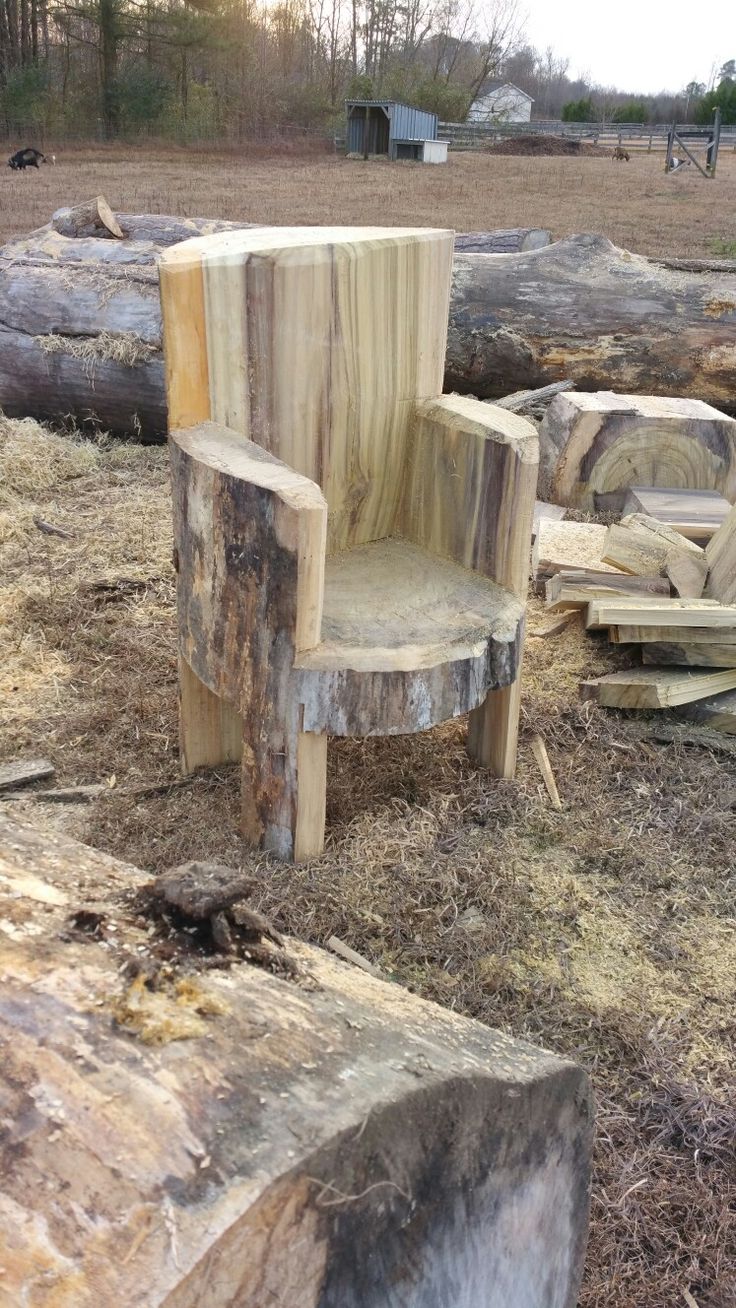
<box><xmin>0</xmin><ymin>213</ymin><xmax>257</xmax><ymax>439</ymax></box>
<box><xmin>453</xmin><ymin>227</ymin><xmax>551</xmax><ymax>253</ymax></box>
<box><xmin>446</xmin><ymin>234</ymin><xmax>736</xmax><ymax>411</ymax></box>
<box><xmin>1</xmin><ymin>220</ymin><xmax>735</xmax><ymax>439</ymax></box>
<box><xmin>0</xmin><ymin>815</ymin><xmax>593</xmax><ymax>1307</ymax></box>
<box><xmin>52</xmin><ymin>194</ymin><xmax>125</xmax><ymax>239</ymax></box>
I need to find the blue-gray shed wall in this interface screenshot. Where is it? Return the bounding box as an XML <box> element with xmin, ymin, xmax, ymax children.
<box><xmin>389</xmin><ymin>103</ymin><xmax>438</xmax><ymax>142</ymax></box>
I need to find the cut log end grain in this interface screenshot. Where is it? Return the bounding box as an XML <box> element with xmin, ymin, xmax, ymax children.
<box><xmin>537</xmin><ymin>391</ymin><xmax>736</xmax><ymax>512</ymax></box>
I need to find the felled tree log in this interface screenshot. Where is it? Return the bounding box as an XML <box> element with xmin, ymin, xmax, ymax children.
<box><xmin>3</xmin><ymin>220</ymin><xmax>736</xmax><ymax>438</ymax></box>
<box><xmin>0</xmin><ymin>816</ymin><xmax>593</xmax><ymax>1306</ymax></box>
<box><xmin>454</xmin><ymin>227</ymin><xmax>551</xmax><ymax>253</ymax></box>
<box><xmin>0</xmin><ymin>212</ymin><xmax>257</xmax><ymax>439</ymax></box>
<box><xmin>446</xmin><ymin>234</ymin><xmax>736</xmax><ymax>411</ymax></box>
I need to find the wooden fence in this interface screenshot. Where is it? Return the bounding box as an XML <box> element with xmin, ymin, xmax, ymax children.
<box><xmin>438</xmin><ymin>119</ymin><xmax>736</xmax><ymax>153</ymax></box>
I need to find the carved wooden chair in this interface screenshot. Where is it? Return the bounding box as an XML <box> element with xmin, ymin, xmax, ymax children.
<box><xmin>159</xmin><ymin>227</ymin><xmax>538</xmax><ymax>860</ymax></box>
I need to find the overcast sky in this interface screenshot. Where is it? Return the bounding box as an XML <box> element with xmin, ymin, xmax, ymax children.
<box><xmin>521</xmin><ymin>0</ymin><xmax>732</xmax><ymax>94</ymax></box>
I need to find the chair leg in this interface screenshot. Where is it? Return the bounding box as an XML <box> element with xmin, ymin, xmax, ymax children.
<box><xmin>467</xmin><ymin>676</ymin><xmax>522</xmax><ymax>778</ymax></box>
<box><xmin>240</xmin><ymin>715</ymin><xmax>327</xmax><ymax>862</ymax></box>
<box><xmin>179</xmin><ymin>656</ymin><xmax>243</xmax><ymax>773</ymax></box>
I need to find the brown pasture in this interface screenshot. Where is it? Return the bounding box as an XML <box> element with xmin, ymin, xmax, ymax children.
<box><xmin>1</xmin><ymin>141</ymin><xmax>736</xmax><ymax>255</ymax></box>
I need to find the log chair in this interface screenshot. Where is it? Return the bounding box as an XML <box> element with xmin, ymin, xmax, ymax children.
<box><xmin>159</xmin><ymin>227</ymin><xmax>538</xmax><ymax>860</ymax></box>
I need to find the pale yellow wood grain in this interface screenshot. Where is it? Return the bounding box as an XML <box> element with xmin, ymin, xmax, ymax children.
<box><xmin>468</xmin><ymin>676</ymin><xmax>523</xmax><ymax>777</ymax></box>
<box><xmin>580</xmin><ymin>667</ymin><xmax>736</xmax><ymax>709</ymax></box>
<box><xmin>706</xmin><ymin>501</ymin><xmax>736</xmax><ymax>603</ymax></box>
<box><xmin>602</xmin><ymin>514</ymin><xmax>705</xmax><ymax>579</ymax></box>
<box><xmin>611</xmin><ymin>624</ymin><xmax>736</xmax><ymax>644</ymax></box>
<box><xmin>531</xmin><ymin>734</ymin><xmax>562</xmax><ymax>809</ymax></box>
<box><xmin>294</xmin><ymin>732</ymin><xmax>328</xmax><ymax>862</ymax></box>
<box><xmin>159</xmin><ymin>253</ymin><xmax>211</xmax><ymax>429</ymax></box>
<box><xmin>642</xmin><ymin>642</ymin><xmax>736</xmax><ymax>668</ymax></box>
<box><xmin>161</xmin><ymin>227</ymin><xmax>454</xmax><ymax>553</ymax></box>
<box><xmin>586</xmin><ymin>597</ymin><xmax>735</xmax><ymax>630</ymax></box>
<box><xmin>540</xmin><ymin>392</ymin><xmax>736</xmax><ymax>511</ymax></box>
<box><xmin>402</xmin><ymin>395</ymin><xmax>538</xmax><ymax>588</ymax></box>
<box><xmin>179</xmin><ymin>655</ymin><xmax>242</xmax><ymax>772</ymax></box>
<box><xmin>400</xmin><ymin>395</ymin><xmax>538</xmax><ymax>779</ymax></box>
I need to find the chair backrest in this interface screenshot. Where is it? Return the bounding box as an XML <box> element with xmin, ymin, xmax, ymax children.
<box><xmin>160</xmin><ymin>226</ymin><xmax>454</xmax><ymax>553</ymax></box>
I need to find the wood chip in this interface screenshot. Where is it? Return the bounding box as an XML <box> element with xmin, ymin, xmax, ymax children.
<box><xmin>0</xmin><ymin>759</ymin><xmax>55</xmax><ymax>793</ymax></box>
<box><xmin>530</xmin><ymin>735</ymin><xmax>562</xmax><ymax>809</ymax></box>
<box><xmin>327</xmin><ymin>936</ymin><xmax>383</xmax><ymax>978</ymax></box>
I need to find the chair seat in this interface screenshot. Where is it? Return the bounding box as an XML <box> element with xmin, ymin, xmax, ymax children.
<box><xmin>296</xmin><ymin>538</ymin><xmax>524</xmax><ymax>736</ymax></box>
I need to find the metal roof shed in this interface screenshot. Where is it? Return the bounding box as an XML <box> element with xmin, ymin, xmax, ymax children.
<box><xmin>346</xmin><ymin>101</ymin><xmax>438</xmax><ymax>159</ymax></box>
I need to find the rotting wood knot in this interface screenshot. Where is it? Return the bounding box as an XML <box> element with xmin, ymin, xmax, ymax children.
<box><xmin>137</xmin><ymin>861</ymin><xmax>301</xmax><ymax>979</ymax></box>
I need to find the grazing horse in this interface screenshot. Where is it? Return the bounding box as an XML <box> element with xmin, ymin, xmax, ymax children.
<box><xmin>8</xmin><ymin>147</ymin><xmax>48</xmax><ymax>170</ymax></box>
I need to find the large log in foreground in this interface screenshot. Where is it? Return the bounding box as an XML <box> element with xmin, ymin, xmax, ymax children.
<box><xmin>0</xmin><ymin>816</ymin><xmax>593</xmax><ymax>1306</ymax></box>
<box><xmin>2</xmin><ymin>213</ymin><xmax>735</xmax><ymax>438</ymax></box>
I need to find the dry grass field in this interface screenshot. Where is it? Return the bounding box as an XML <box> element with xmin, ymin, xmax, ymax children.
<box><xmin>2</xmin><ymin>416</ymin><xmax>736</xmax><ymax>1307</ymax></box>
<box><xmin>1</xmin><ymin>141</ymin><xmax>736</xmax><ymax>255</ymax></box>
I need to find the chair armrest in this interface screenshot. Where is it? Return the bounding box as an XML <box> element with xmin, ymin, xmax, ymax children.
<box><xmin>170</xmin><ymin>421</ymin><xmax>327</xmax><ymax>701</ymax></box>
<box><xmin>401</xmin><ymin>396</ymin><xmax>538</xmax><ymax>598</ymax></box>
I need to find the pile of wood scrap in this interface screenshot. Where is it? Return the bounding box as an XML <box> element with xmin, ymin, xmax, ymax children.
<box><xmin>534</xmin><ymin>490</ymin><xmax>736</xmax><ymax>730</ymax></box>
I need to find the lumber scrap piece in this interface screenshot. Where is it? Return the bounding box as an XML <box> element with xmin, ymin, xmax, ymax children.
<box><xmin>612</xmin><ymin>625</ymin><xmax>736</xmax><ymax>645</ymax></box>
<box><xmin>580</xmin><ymin>667</ymin><xmax>736</xmax><ymax>709</ymax></box>
<box><xmin>545</xmin><ymin>569</ymin><xmax>669</xmax><ymax>611</ymax></box>
<box><xmin>601</xmin><ymin>514</ymin><xmax>706</xmax><ymax>582</ymax></box>
<box><xmin>537</xmin><ymin>391</ymin><xmax>736</xmax><ymax>511</ymax></box>
<box><xmin>663</xmin><ymin>554</ymin><xmax>708</xmax><ymax>600</ymax></box>
<box><xmin>495</xmin><ymin>380</ymin><xmax>574</xmax><ymax>414</ymax></box>
<box><xmin>642</xmin><ymin>642</ymin><xmax>736</xmax><ymax>668</ymax></box>
<box><xmin>530</xmin><ymin>735</ymin><xmax>562</xmax><ymax>809</ymax></box>
<box><xmin>532</xmin><ymin>500</ymin><xmax>566</xmax><ymax>541</ymax></box>
<box><xmin>0</xmin><ymin>758</ymin><xmax>54</xmax><ymax>792</ymax></box>
<box><xmin>622</xmin><ymin>486</ymin><xmax>732</xmax><ymax>542</ymax></box>
<box><xmin>678</xmin><ymin>688</ymin><xmax>736</xmax><ymax>732</ymax></box>
<box><xmin>585</xmin><ymin>597</ymin><xmax>736</xmax><ymax>630</ymax></box>
<box><xmin>532</xmin><ymin>520</ymin><xmax>620</xmax><ymax>584</ymax></box>
<box><xmin>705</xmin><ymin>501</ymin><xmax>736</xmax><ymax>604</ymax></box>
<box><xmin>0</xmin><ymin>816</ymin><xmax>593</xmax><ymax>1307</ymax></box>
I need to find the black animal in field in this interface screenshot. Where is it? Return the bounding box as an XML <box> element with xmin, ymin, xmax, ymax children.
<box><xmin>8</xmin><ymin>147</ymin><xmax>48</xmax><ymax>171</ymax></box>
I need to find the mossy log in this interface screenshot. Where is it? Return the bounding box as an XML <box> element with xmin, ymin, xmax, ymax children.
<box><xmin>0</xmin><ymin>816</ymin><xmax>593</xmax><ymax>1306</ymax></box>
<box><xmin>2</xmin><ymin>213</ymin><xmax>735</xmax><ymax>438</ymax></box>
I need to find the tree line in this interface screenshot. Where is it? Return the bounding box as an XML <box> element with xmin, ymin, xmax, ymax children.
<box><xmin>0</xmin><ymin>0</ymin><xmax>732</xmax><ymax>143</ymax></box>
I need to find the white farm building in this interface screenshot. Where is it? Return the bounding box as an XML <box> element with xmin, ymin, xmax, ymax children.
<box><xmin>467</xmin><ymin>82</ymin><xmax>533</xmax><ymax>124</ymax></box>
